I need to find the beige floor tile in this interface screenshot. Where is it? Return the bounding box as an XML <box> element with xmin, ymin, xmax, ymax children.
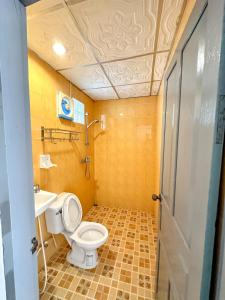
<box><xmin>39</xmin><ymin>206</ymin><xmax>158</xmax><ymax>300</ymax></box>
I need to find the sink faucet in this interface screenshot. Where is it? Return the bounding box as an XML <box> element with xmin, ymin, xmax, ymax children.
<box><xmin>33</xmin><ymin>184</ymin><xmax>40</xmax><ymax>193</ymax></box>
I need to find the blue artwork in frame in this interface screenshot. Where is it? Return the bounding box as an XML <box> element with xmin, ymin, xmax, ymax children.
<box><xmin>57</xmin><ymin>92</ymin><xmax>74</xmax><ymax>121</ymax></box>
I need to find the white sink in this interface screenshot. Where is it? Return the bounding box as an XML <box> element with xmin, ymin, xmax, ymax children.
<box><xmin>34</xmin><ymin>190</ymin><xmax>57</xmax><ymax>217</ymax></box>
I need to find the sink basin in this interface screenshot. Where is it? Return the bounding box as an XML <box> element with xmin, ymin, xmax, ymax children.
<box><xmin>34</xmin><ymin>190</ymin><xmax>57</xmax><ymax>217</ymax></box>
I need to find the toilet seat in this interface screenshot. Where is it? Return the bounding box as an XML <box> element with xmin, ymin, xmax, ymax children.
<box><xmin>70</xmin><ymin>221</ymin><xmax>108</xmax><ymax>250</ymax></box>
<box><xmin>46</xmin><ymin>192</ymin><xmax>108</xmax><ymax>268</ymax></box>
<box><xmin>62</xmin><ymin>193</ymin><xmax>82</xmax><ymax>233</ymax></box>
<box><xmin>61</xmin><ymin>194</ymin><xmax>108</xmax><ymax>250</ymax></box>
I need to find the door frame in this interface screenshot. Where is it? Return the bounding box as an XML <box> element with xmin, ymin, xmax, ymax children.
<box><xmin>211</xmin><ymin>144</ymin><xmax>225</xmax><ymax>300</ymax></box>
<box><xmin>0</xmin><ymin>0</ymin><xmax>39</xmax><ymax>299</ymax></box>
<box><xmin>157</xmin><ymin>0</ymin><xmax>225</xmax><ymax>299</ymax></box>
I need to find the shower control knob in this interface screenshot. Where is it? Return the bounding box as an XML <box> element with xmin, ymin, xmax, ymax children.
<box><xmin>152</xmin><ymin>194</ymin><xmax>161</xmax><ymax>202</ymax></box>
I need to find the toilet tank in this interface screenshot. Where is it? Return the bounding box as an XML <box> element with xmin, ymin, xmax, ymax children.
<box><xmin>45</xmin><ymin>197</ymin><xmax>64</xmax><ymax>234</ymax></box>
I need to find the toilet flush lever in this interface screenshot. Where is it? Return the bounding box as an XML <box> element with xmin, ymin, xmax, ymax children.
<box><xmin>152</xmin><ymin>194</ymin><xmax>162</xmax><ymax>202</ymax></box>
<box><xmin>31</xmin><ymin>237</ymin><xmax>38</xmax><ymax>254</ymax></box>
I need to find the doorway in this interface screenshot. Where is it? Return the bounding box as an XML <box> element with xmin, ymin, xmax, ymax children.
<box><xmin>1</xmin><ymin>0</ymin><xmax>225</xmax><ymax>299</ymax></box>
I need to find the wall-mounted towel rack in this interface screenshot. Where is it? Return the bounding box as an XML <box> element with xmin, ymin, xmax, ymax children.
<box><xmin>41</xmin><ymin>126</ymin><xmax>81</xmax><ymax>143</ymax></box>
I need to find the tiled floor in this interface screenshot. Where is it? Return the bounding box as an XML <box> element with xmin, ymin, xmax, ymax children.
<box><xmin>39</xmin><ymin>206</ymin><xmax>158</xmax><ymax>300</ymax></box>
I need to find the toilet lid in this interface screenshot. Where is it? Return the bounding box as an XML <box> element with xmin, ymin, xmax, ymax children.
<box><xmin>62</xmin><ymin>193</ymin><xmax>82</xmax><ymax>233</ymax></box>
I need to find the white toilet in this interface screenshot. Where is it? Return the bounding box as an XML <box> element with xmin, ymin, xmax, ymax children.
<box><xmin>45</xmin><ymin>193</ymin><xmax>108</xmax><ymax>269</ymax></box>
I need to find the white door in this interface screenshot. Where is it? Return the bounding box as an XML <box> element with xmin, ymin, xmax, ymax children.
<box><xmin>155</xmin><ymin>0</ymin><xmax>225</xmax><ymax>299</ymax></box>
<box><xmin>0</xmin><ymin>0</ymin><xmax>38</xmax><ymax>299</ymax></box>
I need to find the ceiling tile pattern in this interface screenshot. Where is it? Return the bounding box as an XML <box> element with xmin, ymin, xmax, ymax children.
<box><xmin>27</xmin><ymin>7</ymin><xmax>96</xmax><ymax>70</ymax></box>
<box><xmin>69</xmin><ymin>0</ymin><xmax>158</xmax><ymax>62</ymax></box>
<box><xmin>153</xmin><ymin>52</ymin><xmax>169</xmax><ymax>81</ymax></box>
<box><xmin>103</xmin><ymin>55</ymin><xmax>153</xmax><ymax>86</ymax></box>
<box><xmin>151</xmin><ymin>81</ymin><xmax>161</xmax><ymax>95</ymax></box>
<box><xmin>157</xmin><ymin>0</ymin><xmax>184</xmax><ymax>51</ymax></box>
<box><xmin>27</xmin><ymin>0</ymin><xmax>63</xmax><ymax>17</ymax></box>
<box><xmin>27</xmin><ymin>0</ymin><xmax>185</xmax><ymax>100</ymax></box>
<box><xmin>84</xmin><ymin>87</ymin><xmax>118</xmax><ymax>100</ymax></box>
<box><xmin>60</xmin><ymin>65</ymin><xmax>111</xmax><ymax>89</ymax></box>
<box><xmin>116</xmin><ymin>83</ymin><xmax>151</xmax><ymax>99</ymax></box>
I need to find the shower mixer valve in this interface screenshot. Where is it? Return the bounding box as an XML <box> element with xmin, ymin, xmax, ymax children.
<box><xmin>81</xmin><ymin>156</ymin><xmax>91</xmax><ymax>164</ymax></box>
<box><xmin>81</xmin><ymin>156</ymin><xmax>91</xmax><ymax>178</ymax></box>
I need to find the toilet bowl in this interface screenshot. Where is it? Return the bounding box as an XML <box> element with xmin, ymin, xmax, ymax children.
<box><xmin>45</xmin><ymin>193</ymin><xmax>108</xmax><ymax>269</ymax></box>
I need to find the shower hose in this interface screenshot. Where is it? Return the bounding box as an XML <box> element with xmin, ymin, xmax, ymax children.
<box><xmin>37</xmin><ymin>216</ymin><xmax>48</xmax><ymax>294</ymax></box>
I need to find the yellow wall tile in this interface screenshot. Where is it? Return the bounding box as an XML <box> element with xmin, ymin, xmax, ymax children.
<box><xmin>94</xmin><ymin>97</ymin><xmax>158</xmax><ymax>213</ymax></box>
<box><xmin>29</xmin><ymin>50</ymin><xmax>95</xmax><ymax>214</ymax></box>
<box><xmin>28</xmin><ymin>50</ymin><xmax>95</xmax><ymax>267</ymax></box>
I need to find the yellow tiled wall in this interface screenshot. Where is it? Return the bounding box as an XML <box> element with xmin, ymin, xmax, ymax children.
<box><xmin>94</xmin><ymin>97</ymin><xmax>158</xmax><ymax>212</ymax></box>
<box><xmin>28</xmin><ymin>50</ymin><xmax>95</xmax><ymax>266</ymax></box>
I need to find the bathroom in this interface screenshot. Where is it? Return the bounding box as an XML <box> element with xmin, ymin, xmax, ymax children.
<box><xmin>28</xmin><ymin>0</ymin><xmax>163</xmax><ymax>298</ymax></box>
<box><xmin>29</xmin><ymin>21</ymin><xmax>159</xmax><ymax>300</ymax></box>
<box><xmin>1</xmin><ymin>0</ymin><xmax>225</xmax><ymax>299</ymax></box>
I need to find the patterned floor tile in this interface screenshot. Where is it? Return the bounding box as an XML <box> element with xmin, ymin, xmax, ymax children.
<box><xmin>39</xmin><ymin>206</ymin><xmax>158</xmax><ymax>300</ymax></box>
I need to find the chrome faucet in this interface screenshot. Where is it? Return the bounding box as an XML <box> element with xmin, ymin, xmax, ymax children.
<box><xmin>33</xmin><ymin>184</ymin><xmax>40</xmax><ymax>193</ymax></box>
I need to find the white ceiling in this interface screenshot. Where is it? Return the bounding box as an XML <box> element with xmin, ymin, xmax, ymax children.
<box><xmin>27</xmin><ymin>0</ymin><xmax>185</xmax><ymax>100</ymax></box>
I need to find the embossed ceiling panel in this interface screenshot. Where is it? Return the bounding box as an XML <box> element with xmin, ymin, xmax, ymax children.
<box><xmin>157</xmin><ymin>0</ymin><xmax>184</xmax><ymax>51</ymax></box>
<box><xmin>116</xmin><ymin>83</ymin><xmax>151</xmax><ymax>99</ymax></box>
<box><xmin>103</xmin><ymin>55</ymin><xmax>153</xmax><ymax>86</ymax></box>
<box><xmin>27</xmin><ymin>0</ymin><xmax>187</xmax><ymax>99</ymax></box>
<box><xmin>68</xmin><ymin>0</ymin><xmax>158</xmax><ymax>62</ymax></box>
<box><xmin>27</xmin><ymin>0</ymin><xmax>63</xmax><ymax>18</ymax></box>
<box><xmin>60</xmin><ymin>65</ymin><xmax>111</xmax><ymax>89</ymax></box>
<box><xmin>84</xmin><ymin>87</ymin><xmax>118</xmax><ymax>100</ymax></box>
<box><xmin>154</xmin><ymin>52</ymin><xmax>169</xmax><ymax>81</ymax></box>
<box><xmin>27</xmin><ymin>7</ymin><xmax>96</xmax><ymax>70</ymax></box>
<box><xmin>151</xmin><ymin>81</ymin><xmax>161</xmax><ymax>95</ymax></box>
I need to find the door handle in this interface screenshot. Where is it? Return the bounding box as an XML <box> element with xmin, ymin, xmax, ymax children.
<box><xmin>152</xmin><ymin>194</ymin><xmax>161</xmax><ymax>202</ymax></box>
<box><xmin>31</xmin><ymin>237</ymin><xmax>38</xmax><ymax>255</ymax></box>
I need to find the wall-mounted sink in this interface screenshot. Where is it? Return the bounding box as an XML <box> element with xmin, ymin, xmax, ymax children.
<box><xmin>34</xmin><ymin>190</ymin><xmax>57</xmax><ymax>217</ymax></box>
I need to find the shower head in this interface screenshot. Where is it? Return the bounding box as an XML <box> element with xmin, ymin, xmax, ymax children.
<box><xmin>87</xmin><ymin>119</ymin><xmax>100</xmax><ymax>128</ymax></box>
<box><xmin>85</xmin><ymin>112</ymin><xmax>100</xmax><ymax>128</ymax></box>
<box><xmin>85</xmin><ymin>112</ymin><xmax>106</xmax><ymax>145</ymax></box>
